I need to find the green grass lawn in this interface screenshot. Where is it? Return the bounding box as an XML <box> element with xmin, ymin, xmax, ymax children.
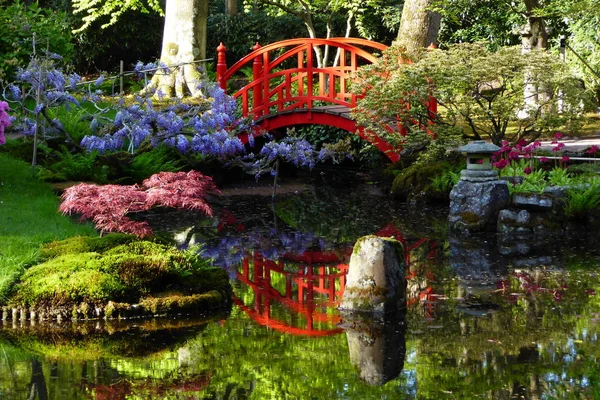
<box><xmin>0</xmin><ymin>153</ymin><xmax>97</xmax><ymax>302</ymax></box>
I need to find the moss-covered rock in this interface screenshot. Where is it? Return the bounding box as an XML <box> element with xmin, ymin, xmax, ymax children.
<box><xmin>40</xmin><ymin>234</ymin><xmax>138</xmax><ymax>259</ymax></box>
<box><xmin>139</xmin><ymin>291</ymin><xmax>224</xmax><ymax>315</ymax></box>
<box><xmin>8</xmin><ymin>238</ymin><xmax>232</xmax><ymax>318</ymax></box>
<box><xmin>390</xmin><ymin>161</ymin><xmax>459</xmax><ymax>204</ymax></box>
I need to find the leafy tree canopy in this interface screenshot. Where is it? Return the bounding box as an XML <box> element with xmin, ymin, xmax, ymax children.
<box><xmin>71</xmin><ymin>0</ymin><xmax>163</xmax><ymax>31</ymax></box>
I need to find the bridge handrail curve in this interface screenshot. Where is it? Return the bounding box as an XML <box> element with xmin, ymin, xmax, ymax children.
<box><xmin>233</xmin><ymin>68</ymin><xmax>359</xmax><ymax>114</ymax></box>
<box><xmin>218</xmin><ymin>37</ymin><xmax>388</xmax><ymax>86</ymax></box>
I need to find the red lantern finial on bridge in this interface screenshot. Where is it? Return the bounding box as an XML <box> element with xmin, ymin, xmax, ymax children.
<box><xmin>216</xmin><ymin>42</ymin><xmax>227</xmax><ymax>91</ymax></box>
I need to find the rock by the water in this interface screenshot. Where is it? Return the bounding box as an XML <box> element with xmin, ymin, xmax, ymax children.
<box><xmin>340</xmin><ymin>236</ymin><xmax>406</xmax><ymax>313</ymax></box>
<box><xmin>449</xmin><ymin>179</ymin><xmax>510</xmax><ymax>233</ymax></box>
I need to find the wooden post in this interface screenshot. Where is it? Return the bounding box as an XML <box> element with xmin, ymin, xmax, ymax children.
<box><xmin>252</xmin><ymin>43</ymin><xmax>263</xmax><ymax>118</ymax></box>
<box><xmin>216</xmin><ymin>43</ymin><xmax>228</xmax><ymax>91</ymax></box>
<box><xmin>119</xmin><ymin>60</ymin><xmax>124</xmax><ymax>95</ymax></box>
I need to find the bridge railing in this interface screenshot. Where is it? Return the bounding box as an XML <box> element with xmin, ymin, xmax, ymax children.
<box><xmin>216</xmin><ymin>38</ymin><xmax>388</xmax><ymax>119</ymax></box>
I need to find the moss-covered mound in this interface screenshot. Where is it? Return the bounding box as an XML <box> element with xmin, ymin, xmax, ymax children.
<box><xmin>6</xmin><ymin>235</ymin><xmax>231</xmax><ymax>319</ymax></box>
<box><xmin>390</xmin><ymin>161</ymin><xmax>460</xmax><ymax>204</ymax></box>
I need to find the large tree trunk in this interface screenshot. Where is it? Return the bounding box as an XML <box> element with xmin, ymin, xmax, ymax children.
<box><xmin>521</xmin><ymin>0</ymin><xmax>548</xmax><ymax>52</ymax></box>
<box><xmin>226</xmin><ymin>0</ymin><xmax>238</xmax><ymax>16</ymax></box>
<box><xmin>145</xmin><ymin>0</ymin><xmax>209</xmax><ymax>98</ymax></box>
<box><xmin>520</xmin><ymin>0</ymin><xmax>549</xmax><ymax>113</ymax></box>
<box><xmin>395</xmin><ymin>0</ymin><xmax>441</xmax><ymax>55</ymax></box>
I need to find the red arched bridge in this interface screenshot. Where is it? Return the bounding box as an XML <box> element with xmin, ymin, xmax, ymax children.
<box><xmin>216</xmin><ymin>38</ymin><xmax>438</xmax><ymax>163</ymax></box>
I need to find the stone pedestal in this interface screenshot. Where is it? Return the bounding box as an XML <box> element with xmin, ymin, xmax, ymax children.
<box><xmin>340</xmin><ymin>236</ymin><xmax>406</xmax><ymax>314</ymax></box>
<box><xmin>449</xmin><ymin>169</ymin><xmax>509</xmax><ymax>233</ymax></box>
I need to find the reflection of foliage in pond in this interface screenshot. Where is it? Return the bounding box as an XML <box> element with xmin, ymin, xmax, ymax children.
<box><xmin>275</xmin><ymin>189</ymin><xmax>378</xmax><ymax>243</ymax></box>
<box><xmin>3</xmin><ymin>262</ymin><xmax>600</xmax><ymax>398</ymax></box>
<box><xmin>275</xmin><ymin>188</ymin><xmax>448</xmax><ymax>243</ymax></box>
<box><xmin>406</xmin><ymin>264</ymin><xmax>600</xmax><ymax>399</ymax></box>
<box><xmin>202</xmin><ymin>228</ymin><xmax>330</xmax><ymax>269</ymax></box>
<box><xmin>0</xmin><ymin>317</ymin><xmax>224</xmax><ymax>400</ymax></box>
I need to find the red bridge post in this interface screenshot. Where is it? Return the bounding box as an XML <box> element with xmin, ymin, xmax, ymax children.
<box><xmin>252</xmin><ymin>43</ymin><xmax>263</xmax><ymax>118</ymax></box>
<box><xmin>216</xmin><ymin>43</ymin><xmax>228</xmax><ymax>91</ymax></box>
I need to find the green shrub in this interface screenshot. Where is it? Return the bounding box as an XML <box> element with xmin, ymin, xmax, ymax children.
<box><xmin>548</xmin><ymin>167</ymin><xmax>572</xmax><ymax>187</ymax></box>
<box><xmin>0</xmin><ymin>1</ymin><xmax>72</xmax><ymax>81</ymax></box>
<box><xmin>40</xmin><ymin>234</ymin><xmax>137</xmax><ymax>259</ymax></box>
<box><xmin>564</xmin><ymin>182</ymin><xmax>600</xmax><ymax>219</ymax></box>
<box><xmin>392</xmin><ymin>161</ymin><xmax>461</xmax><ymax>202</ymax></box>
<box><xmin>70</xmin><ymin>9</ymin><xmax>162</xmax><ymax>75</ymax></box>
<box><xmin>567</xmin><ymin>163</ymin><xmax>600</xmax><ymax>176</ymax></box>
<box><xmin>128</xmin><ymin>145</ymin><xmax>183</xmax><ymax>182</ymax></box>
<box><xmin>35</xmin><ymin>145</ymin><xmax>108</xmax><ymax>183</ymax></box>
<box><xmin>512</xmin><ymin>169</ymin><xmax>548</xmax><ymax>194</ymax></box>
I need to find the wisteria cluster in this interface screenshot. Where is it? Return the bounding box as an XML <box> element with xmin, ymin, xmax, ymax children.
<box><xmin>4</xmin><ymin>51</ymin><xmax>354</xmax><ymax>177</ymax></box>
<box><xmin>5</xmin><ymin>54</ymin><xmax>85</xmax><ymax>139</ymax></box>
<box><xmin>240</xmin><ymin>134</ymin><xmax>352</xmax><ymax>179</ymax></box>
<box><xmin>78</xmin><ymin>82</ymin><xmax>250</xmax><ymax>156</ymax></box>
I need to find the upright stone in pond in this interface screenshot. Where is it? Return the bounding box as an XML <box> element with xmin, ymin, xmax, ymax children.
<box><xmin>340</xmin><ymin>236</ymin><xmax>406</xmax><ymax>313</ymax></box>
<box><xmin>449</xmin><ymin>140</ymin><xmax>509</xmax><ymax>233</ymax></box>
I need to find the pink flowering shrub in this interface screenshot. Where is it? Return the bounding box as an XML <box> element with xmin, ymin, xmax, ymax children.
<box><xmin>60</xmin><ymin>171</ymin><xmax>219</xmax><ymax>237</ymax></box>
<box><xmin>0</xmin><ymin>101</ymin><xmax>11</xmax><ymax>145</ymax></box>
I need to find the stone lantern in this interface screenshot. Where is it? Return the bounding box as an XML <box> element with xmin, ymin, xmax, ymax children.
<box><xmin>448</xmin><ymin>140</ymin><xmax>509</xmax><ymax>233</ymax></box>
<box><xmin>458</xmin><ymin>140</ymin><xmax>501</xmax><ymax>182</ymax></box>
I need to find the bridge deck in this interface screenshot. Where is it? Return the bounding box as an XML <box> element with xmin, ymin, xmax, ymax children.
<box><xmin>255</xmin><ymin>105</ymin><xmax>352</xmax><ymax>124</ymax></box>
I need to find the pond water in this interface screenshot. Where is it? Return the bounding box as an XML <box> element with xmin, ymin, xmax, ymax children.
<box><xmin>2</xmin><ymin>181</ymin><xmax>600</xmax><ymax>399</ymax></box>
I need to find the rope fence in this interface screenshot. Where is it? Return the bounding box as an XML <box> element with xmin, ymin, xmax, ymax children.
<box><xmin>79</xmin><ymin>58</ymin><xmax>214</xmax><ymax>95</ymax></box>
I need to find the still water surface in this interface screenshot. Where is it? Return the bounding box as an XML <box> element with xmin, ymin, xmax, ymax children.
<box><xmin>2</xmin><ymin>184</ymin><xmax>600</xmax><ymax>399</ymax></box>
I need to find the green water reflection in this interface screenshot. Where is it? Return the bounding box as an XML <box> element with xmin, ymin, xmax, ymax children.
<box><xmin>2</xmin><ymin>187</ymin><xmax>600</xmax><ymax>399</ymax></box>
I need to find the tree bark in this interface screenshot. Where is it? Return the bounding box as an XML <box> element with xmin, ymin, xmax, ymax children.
<box><xmin>395</xmin><ymin>0</ymin><xmax>441</xmax><ymax>55</ymax></box>
<box><xmin>520</xmin><ymin>0</ymin><xmax>549</xmax><ymax>111</ymax></box>
<box><xmin>226</xmin><ymin>0</ymin><xmax>238</xmax><ymax>16</ymax></box>
<box><xmin>521</xmin><ymin>0</ymin><xmax>548</xmax><ymax>52</ymax></box>
<box><xmin>145</xmin><ymin>0</ymin><xmax>209</xmax><ymax>98</ymax></box>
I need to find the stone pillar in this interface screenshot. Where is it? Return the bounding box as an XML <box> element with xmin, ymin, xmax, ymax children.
<box><xmin>340</xmin><ymin>236</ymin><xmax>406</xmax><ymax>314</ymax></box>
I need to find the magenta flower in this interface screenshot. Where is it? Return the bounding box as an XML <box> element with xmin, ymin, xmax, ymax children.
<box><xmin>523</xmin><ymin>167</ymin><xmax>532</xmax><ymax>175</ymax></box>
<box><xmin>508</xmin><ymin>150</ymin><xmax>520</xmax><ymax>161</ymax></box>
<box><xmin>554</xmin><ymin>132</ymin><xmax>564</xmax><ymax>139</ymax></box>
<box><xmin>539</xmin><ymin>157</ymin><xmax>549</xmax><ymax>163</ymax></box>
<box><xmin>586</xmin><ymin>145</ymin><xmax>599</xmax><ymax>155</ymax></box>
<box><xmin>0</xmin><ymin>101</ymin><xmax>11</xmax><ymax>145</ymax></box>
<box><xmin>552</xmin><ymin>142</ymin><xmax>565</xmax><ymax>152</ymax></box>
<box><xmin>493</xmin><ymin>159</ymin><xmax>509</xmax><ymax>169</ymax></box>
<box><xmin>562</xmin><ymin>155</ymin><xmax>570</xmax><ymax>162</ymax></box>
<box><xmin>515</xmin><ymin>139</ymin><xmax>528</xmax><ymax>151</ymax></box>
<box><xmin>500</xmin><ymin>140</ymin><xmax>511</xmax><ymax>153</ymax></box>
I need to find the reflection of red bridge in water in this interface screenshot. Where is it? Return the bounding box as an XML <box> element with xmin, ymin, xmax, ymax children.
<box><xmin>233</xmin><ymin>224</ymin><xmax>440</xmax><ymax>336</ymax></box>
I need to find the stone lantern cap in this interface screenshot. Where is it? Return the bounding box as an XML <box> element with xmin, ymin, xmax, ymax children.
<box><xmin>458</xmin><ymin>140</ymin><xmax>500</xmax><ymax>154</ymax></box>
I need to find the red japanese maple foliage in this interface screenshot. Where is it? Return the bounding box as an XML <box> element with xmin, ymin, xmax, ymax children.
<box><xmin>59</xmin><ymin>171</ymin><xmax>220</xmax><ymax>237</ymax></box>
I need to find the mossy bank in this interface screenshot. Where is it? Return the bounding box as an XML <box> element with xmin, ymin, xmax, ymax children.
<box><xmin>1</xmin><ymin>235</ymin><xmax>232</xmax><ymax>320</ymax></box>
